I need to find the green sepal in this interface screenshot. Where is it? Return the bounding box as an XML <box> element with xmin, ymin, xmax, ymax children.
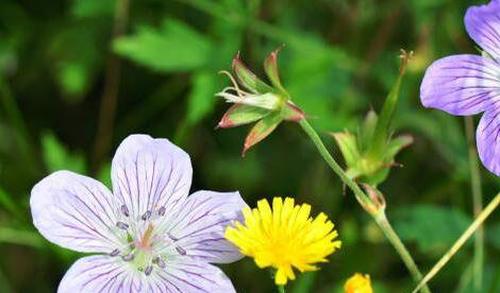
<box><xmin>331</xmin><ymin>131</ymin><xmax>361</xmax><ymax>168</ymax></box>
<box><xmin>242</xmin><ymin>112</ymin><xmax>283</xmax><ymax>156</ymax></box>
<box><xmin>368</xmin><ymin>52</ymin><xmax>411</xmax><ymax>156</ymax></box>
<box><xmin>282</xmin><ymin>101</ymin><xmax>305</xmax><ymax>122</ymax></box>
<box><xmin>358</xmin><ymin>110</ymin><xmax>378</xmax><ymax>152</ymax></box>
<box><xmin>386</xmin><ymin>134</ymin><xmax>413</xmax><ymax>159</ymax></box>
<box><xmin>264</xmin><ymin>48</ymin><xmax>288</xmax><ymax>95</ymax></box>
<box><xmin>218</xmin><ymin>104</ymin><xmax>271</xmax><ymax>128</ymax></box>
<box><xmin>232</xmin><ymin>53</ymin><xmax>274</xmax><ymax>94</ymax></box>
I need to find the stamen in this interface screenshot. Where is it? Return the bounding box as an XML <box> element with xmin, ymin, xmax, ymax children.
<box><xmin>158</xmin><ymin>206</ymin><xmax>166</xmax><ymax>216</ymax></box>
<box><xmin>153</xmin><ymin>256</ymin><xmax>166</xmax><ymax>269</ymax></box>
<box><xmin>109</xmin><ymin>249</ymin><xmax>120</xmax><ymax>257</ymax></box>
<box><xmin>122</xmin><ymin>252</ymin><xmax>134</xmax><ymax>262</ymax></box>
<box><xmin>120</xmin><ymin>205</ymin><xmax>129</xmax><ymax>217</ymax></box>
<box><xmin>116</xmin><ymin>221</ymin><xmax>129</xmax><ymax>230</ymax></box>
<box><xmin>168</xmin><ymin>233</ymin><xmax>178</xmax><ymax>241</ymax></box>
<box><xmin>175</xmin><ymin>246</ymin><xmax>187</xmax><ymax>256</ymax></box>
<box><xmin>141</xmin><ymin>210</ymin><xmax>152</xmax><ymax>221</ymax></box>
<box><xmin>144</xmin><ymin>265</ymin><xmax>153</xmax><ymax>276</ymax></box>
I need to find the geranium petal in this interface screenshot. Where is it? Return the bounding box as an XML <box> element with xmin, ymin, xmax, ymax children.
<box><xmin>465</xmin><ymin>0</ymin><xmax>500</xmax><ymax>59</ymax></box>
<box><xmin>31</xmin><ymin>171</ymin><xmax>121</xmax><ymax>253</ymax></box>
<box><xmin>58</xmin><ymin>256</ymin><xmax>150</xmax><ymax>293</ymax></box>
<box><xmin>420</xmin><ymin>54</ymin><xmax>500</xmax><ymax>115</ymax></box>
<box><xmin>165</xmin><ymin>191</ymin><xmax>246</xmax><ymax>263</ymax></box>
<box><xmin>111</xmin><ymin>134</ymin><xmax>192</xmax><ymax>220</ymax></box>
<box><xmin>153</xmin><ymin>257</ymin><xmax>236</xmax><ymax>293</ymax></box>
<box><xmin>476</xmin><ymin>109</ymin><xmax>500</xmax><ymax>176</ymax></box>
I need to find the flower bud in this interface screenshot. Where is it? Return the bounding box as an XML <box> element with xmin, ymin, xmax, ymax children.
<box><xmin>216</xmin><ymin>49</ymin><xmax>305</xmax><ymax>155</ymax></box>
<box><xmin>344</xmin><ymin>273</ymin><xmax>373</xmax><ymax>293</ymax></box>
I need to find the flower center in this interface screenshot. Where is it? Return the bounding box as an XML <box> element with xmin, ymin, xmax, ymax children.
<box><xmin>108</xmin><ymin>205</ymin><xmax>187</xmax><ymax>276</ymax></box>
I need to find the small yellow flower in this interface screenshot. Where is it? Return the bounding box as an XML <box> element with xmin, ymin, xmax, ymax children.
<box><xmin>225</xmin><ymin>197</ymin><xmax>341</xmax><ymax>285</ymax></box>
<box><xmin>344</xmin><ymin>273</ymin><xmax>373</xmax><ymax>293</ymax></box>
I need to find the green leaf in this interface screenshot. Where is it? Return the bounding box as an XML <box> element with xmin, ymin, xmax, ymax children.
<box><xmin>41</xmin><ymin>132</ymin><xmax>87</xmax><ymax>174</ymax></box>
<box><xmin>49</xmin><ymin>26</ymin><xmax>101</xmax><ymax>102</ymax></box>
<box><xmin>97</xmin><ymin>163</ymin><xmax>111</xmax><ymax>189</ymax></box>
<box><xmin>0</xmin><ymin>226</ymin><xmax>44</xmax><ymax>248</ymax></box>
<box><xmin>114</xmin><ymin>19</ymin><xmax>212</xmax><ymax>72</ymax></box>
<box><xmin>393</xmin><ymin>205</ymin><xmax>471</xmax><ymax>253</ymax></box>
<box><xmin>0</xmin><ymin>186</ymin><xmax>18</xmax><ymax>215</ymax></box>
<box><xmin>57</xmin><ymin>62</ymin><xmax>89</xmax><ymax>97</ymax></box>
<box><xmin>71</xmin><ymin>0</ymin><xmax>115</xmax><ymax>18</ymax></box>
<box><xmin>487</xmin><ymin>222</ymin><xmax>500</xmax><ymax>250</ymax></box>
<box><xmin>186</xmin><ymin>71</ymin><xmax>217</xmax><ymax>125</ymax></box>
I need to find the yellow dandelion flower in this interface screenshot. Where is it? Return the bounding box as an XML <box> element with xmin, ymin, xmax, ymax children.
<box><xmin>344</xmin><ymin>273</ymin><xmax>373</xmax><ymax>293</ymax></box>
<box><xmin>225</xmin><ymin>197</ymin><xmax>342</xmax><ymax>285</ymax></box>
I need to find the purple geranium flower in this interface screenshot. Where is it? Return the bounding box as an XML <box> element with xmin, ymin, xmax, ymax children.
<box><xmin>420</xmin><ymin>0</ymin><xmax>500</xmax><ymax>176</ymax></box>
<box><xmin>30</xmin><ymin>134</ymin><xmax>247</xmax><ymax>292</ymax></box>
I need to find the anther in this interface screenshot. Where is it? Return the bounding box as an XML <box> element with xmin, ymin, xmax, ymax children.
<box><xmin>168</xmin><ymin>233</ymin><xmax>178</xmax><ymax>241</ymax></box>
<box><xmin>116</xmin><ymin>221</ymin><xmax>129</xmax><ymax>230</ymax></box>
<box><xmin>175</xmin><ymin>246</ymin><xmax>187</xmax><ymax>256</ymax></box>
<box><xmin>122</xmin><ymin>253</ymin><xmax>134</xmax><ymax>262</ymax></box>
<box><xmin>120</xmin><ymin>205</ymin><xmax>130</xmax><ymax>217</ymax></box>
<box><xmin>144</xmin><ymin>265</ymin><xmax>153</xmax><ymax>276</ymax></box>
<box><xmin>153</xmin><ymin>256</ymin><xmax>166</xmax><ymax>269</ymax></box>
<box><xmin>109</xmin><ymin>249</ymin><xmax>120</xmax><ymax>257</ymax></box>
<box><xmin>141</xmin><ymin>210</ymin><xmax>152</xmax><ymax>221</ymax></box>
<box><xmin>158</xmin><ymin>206</ymin><xmax>166</xmax><ymax>216</ymax></box>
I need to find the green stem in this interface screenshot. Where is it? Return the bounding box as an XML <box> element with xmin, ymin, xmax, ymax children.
<box><xmin>298</xmin><ymin>119</ymin><xmax>430</xmax><ymax>293</ymax></box>
<box><xmin>464</xmin><ymin>116</ymin><xmax>484</xmax><ymax>292</ymax></box>
<box><xmin>412</xmin><ymin>192</ymin><xmax>500</xmax><ymax>293</ymax></box>
<box><xmin>0</xmin><ymin>227</ymin><xmax>44</xmax><ymax>248</ymax></box>
<box><xmin>277</xmin><ymin>285</ymin><xmax>285</xmax><ymax>293</ymax></box>
<box><xmin>92</xmin><ymin>0</ymin><xmax>130</xmax><ymax>173</ymax></box>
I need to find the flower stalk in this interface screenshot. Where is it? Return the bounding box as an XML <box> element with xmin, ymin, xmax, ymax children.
<box><xmin>464</xmin><ymin>116</ymin><xmax>484</xmax><ymax>292</ymax></box>
<box><xmin>298</xmin><ymin>119</ymin><xmax>430</xmax><ymax>293</ymax></box>
<box><xmin>277</xmin><ymin>285</ymin><xmax>285</xmax><ymax>293</ymax></box>
<box><xmin>412</xmin><ymin>192</ymin><xmax>500</xmax><ymax>293</ymax></box>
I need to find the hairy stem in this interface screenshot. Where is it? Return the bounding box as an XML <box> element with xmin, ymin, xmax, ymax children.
<box><xmin>412</xmin><ymin>193</ymin><xmax>500</xmax><ymax>293</ymax></box>
<box><xmin>92</xmin><ymin>0</ymin><xmax>130</xmax><ymax>172</ymax></box>
<box><xmin>298</xmin><ymin>119</ymin><xmax>430</xmax><ymax>293</ymax></box>
<box><xmin>464</xmin><ymin>116</ymin><xmax>484</xmax><ymax>292</ymax></box>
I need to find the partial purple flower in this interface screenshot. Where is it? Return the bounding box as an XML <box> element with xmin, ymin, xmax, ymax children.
<box><xmin>420</xmin><ymin>0</ymin><xmax>500</xmax><ymax>176</ymax></box>
<box><xmin>31</xmin><ymin>134</ymin><xmax>247</xmax><ymax>292</ymax></box>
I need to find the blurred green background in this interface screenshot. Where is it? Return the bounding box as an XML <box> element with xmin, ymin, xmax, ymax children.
<box><xmin>0</xmin><ymin>0</ymin><xmax>499</xmax><ymax>292</ymax></box>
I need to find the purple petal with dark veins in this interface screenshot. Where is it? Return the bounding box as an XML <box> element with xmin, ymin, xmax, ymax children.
<box><xmin>59</xmin><ymin>255</ymin><xmax>237</xmax><ymax>293</ymax></box>
<box><xmin>58</xmin><ymin>256</ymin><xmax>145</xmax><ymax>293</ymax></box>
<box><xmin>465</xmin><ymin>0</ymin><xmax>500</xmax><ymax>59</ymax></box>
<box><xmin>476</xmin><ymin>108</ymin><xmax>500</xmax><ymax>176</ymax></box>
<box><xmin>155</xmin><ymin>257</ymin><xmax>236</xmax><ymax>293</ymax></box>
<box><xmin>167</xmin><ymin>190</ymin><xmax>247</xmax><ymax>264</ymax></box>
<box><xmin>30</xmin><ymin>171</ymin><xmax>121</xmax><ymax>253</ymax></box>
<box><xmin>420</xmin><ymin>54</ymin><xmax>500</xmax><ymax>115</ymax></box>
<box><xmin>111</xmin><ymin>134</ymin><xmax>192</xmax><ymax>220</ymax></box>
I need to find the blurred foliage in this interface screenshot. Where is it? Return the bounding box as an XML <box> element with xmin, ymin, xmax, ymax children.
<box><xmin>0</xmin><ymin>0</ymin><xmax>498</xmax><ymax>292</ymax></box>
